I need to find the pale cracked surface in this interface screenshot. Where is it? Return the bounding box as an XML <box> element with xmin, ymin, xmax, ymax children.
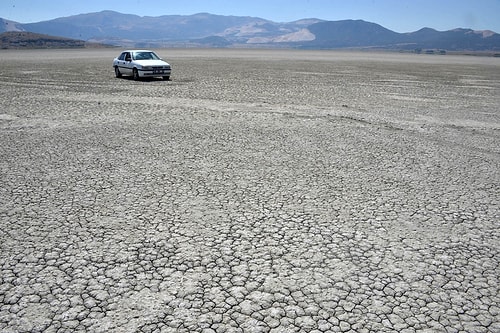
<box><xmin>0</xmin><ymin>49</ymin><xmax>499</xmax><ymax>332</ymax></box>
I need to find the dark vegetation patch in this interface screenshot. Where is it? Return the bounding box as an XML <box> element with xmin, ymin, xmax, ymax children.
<box><xmin>0</xmin><ymin>31</ymin><xmax>111</xmax><ymax>49</ymax></box>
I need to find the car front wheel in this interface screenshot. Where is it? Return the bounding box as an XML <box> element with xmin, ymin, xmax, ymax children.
<box><xmin>114</xmin><ymin>66</ymin><xmax>122</xmax><ymax>78</ymax></box>
<box><xmin>132</xmin><ymin>68</ymin><xmax>140</xmax><ymax>81</ymax></box>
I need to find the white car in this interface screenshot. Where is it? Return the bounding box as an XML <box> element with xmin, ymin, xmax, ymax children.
<box><xmin>113</xmin><ymin>50</ymin><xmax>171</xmax><ymax>80</ymax></box>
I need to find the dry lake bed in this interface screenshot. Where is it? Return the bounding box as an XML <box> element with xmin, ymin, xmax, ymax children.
<box><xmin>0</xmin><ymin>49</ymin><xmax>499</xmax><ymax>332</ymax></box>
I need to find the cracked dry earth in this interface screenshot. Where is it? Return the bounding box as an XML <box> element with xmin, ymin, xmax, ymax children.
<box><xmin>0</xmin><ymin>49</ymin><xmax>499</xmax><ymax>332</ymax></box>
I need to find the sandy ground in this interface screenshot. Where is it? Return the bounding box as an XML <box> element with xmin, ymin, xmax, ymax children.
<box><xmin>0</xmin><ymin>48</ymin><xmax>499</xmax><ymax>332</ymax></box>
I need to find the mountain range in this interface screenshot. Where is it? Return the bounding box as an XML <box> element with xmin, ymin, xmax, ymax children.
<box><xmin>1</xmin><ymin>10</ymin><xmax>499</xmax><ymax>51</ymax></box>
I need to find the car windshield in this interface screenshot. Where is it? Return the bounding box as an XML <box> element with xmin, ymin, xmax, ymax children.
<box><xmin>132</xmin><ymin>51</ymin><xmax>161</xmax><ymax>60</ymax></box>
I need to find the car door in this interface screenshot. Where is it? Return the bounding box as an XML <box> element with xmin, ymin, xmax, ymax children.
<box><xmin>121</xmin><ymin>52</ymin><xmax>133</xmax><ymax>75</ymax></box>
<box><xmin>115</xmin><ymin>52</ymin><xmax>132</xmax><ymax>75</ymax></box>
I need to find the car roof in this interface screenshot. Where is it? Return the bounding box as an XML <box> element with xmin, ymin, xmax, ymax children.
<box><xmin>122</xmin><ymin>50</ymin><xmax>155</xmax><ymax>53</ymax></box>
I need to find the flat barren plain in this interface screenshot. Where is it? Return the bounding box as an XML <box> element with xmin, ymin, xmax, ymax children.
<box><xmin>0</xmin><ymin>49</ymin><xmax>499</xmax><ymax>332</ymax></box>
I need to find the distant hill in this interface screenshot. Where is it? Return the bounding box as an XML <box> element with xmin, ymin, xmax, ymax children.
<box><xmin>0</xmin><ymin>18</ymin><xmax>24</xmax><ymax>32</ymax></box>
<box><xmin>1</xmin><ymin>11</ymin><xmax>499</xmax><ymax>51</ymax></box>
<box><xmin>306</xmin><ymin>20</ymin><xmax>402</xmax><ymax>48</ymax></box>
<box><xmin>20</xmin><ymin>11</ymin><xmax>277</xmax><ymax>42</ymax></box>
<box><xmin>404</xmin><ymin>27</ymin><xmax>500</xmax><ymax>51</ymax></box>
<box><xmin>304</xmin><ymin>20</ymin><xmax>500</xmax><ymax>51</ymax></box>
<box><xmin>0</xmin><ymin>31</ymin><xmax>108</xmax><ymax>49</ymax></box>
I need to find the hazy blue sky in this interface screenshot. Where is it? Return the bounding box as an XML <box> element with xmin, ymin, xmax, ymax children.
<box><xmin>1</xmin><ymin>0</ymin><xmax>499</xmax><ymax>33</ymax></box>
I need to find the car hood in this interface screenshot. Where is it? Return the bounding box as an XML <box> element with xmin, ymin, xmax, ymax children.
<box><xmin>134</xmin><ymin>60</ymin><xmax>170</xmax><ymax>67</ymax></box>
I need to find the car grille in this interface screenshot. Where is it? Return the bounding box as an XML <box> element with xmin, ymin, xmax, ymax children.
<box><xmin>153</xmin><ymin>66</ymin><xmax>170</xmax><ymax>70</ymax></box>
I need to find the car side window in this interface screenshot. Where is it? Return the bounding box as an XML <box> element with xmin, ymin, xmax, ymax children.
<box><xmin>125</xmin><ymin>52</ymin><xmax>131</xmax><ymax>62</ymax></box>
<box><xmin>118</xmin><ymin>52</ymin><xmax>125</xmax><ymax>61</ymax></box>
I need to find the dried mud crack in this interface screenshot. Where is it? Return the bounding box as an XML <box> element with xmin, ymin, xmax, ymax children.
<box><xmin>0</xmin><ymin>49</ymin><xmax>499</xmax><ymax>332</ymax></box>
